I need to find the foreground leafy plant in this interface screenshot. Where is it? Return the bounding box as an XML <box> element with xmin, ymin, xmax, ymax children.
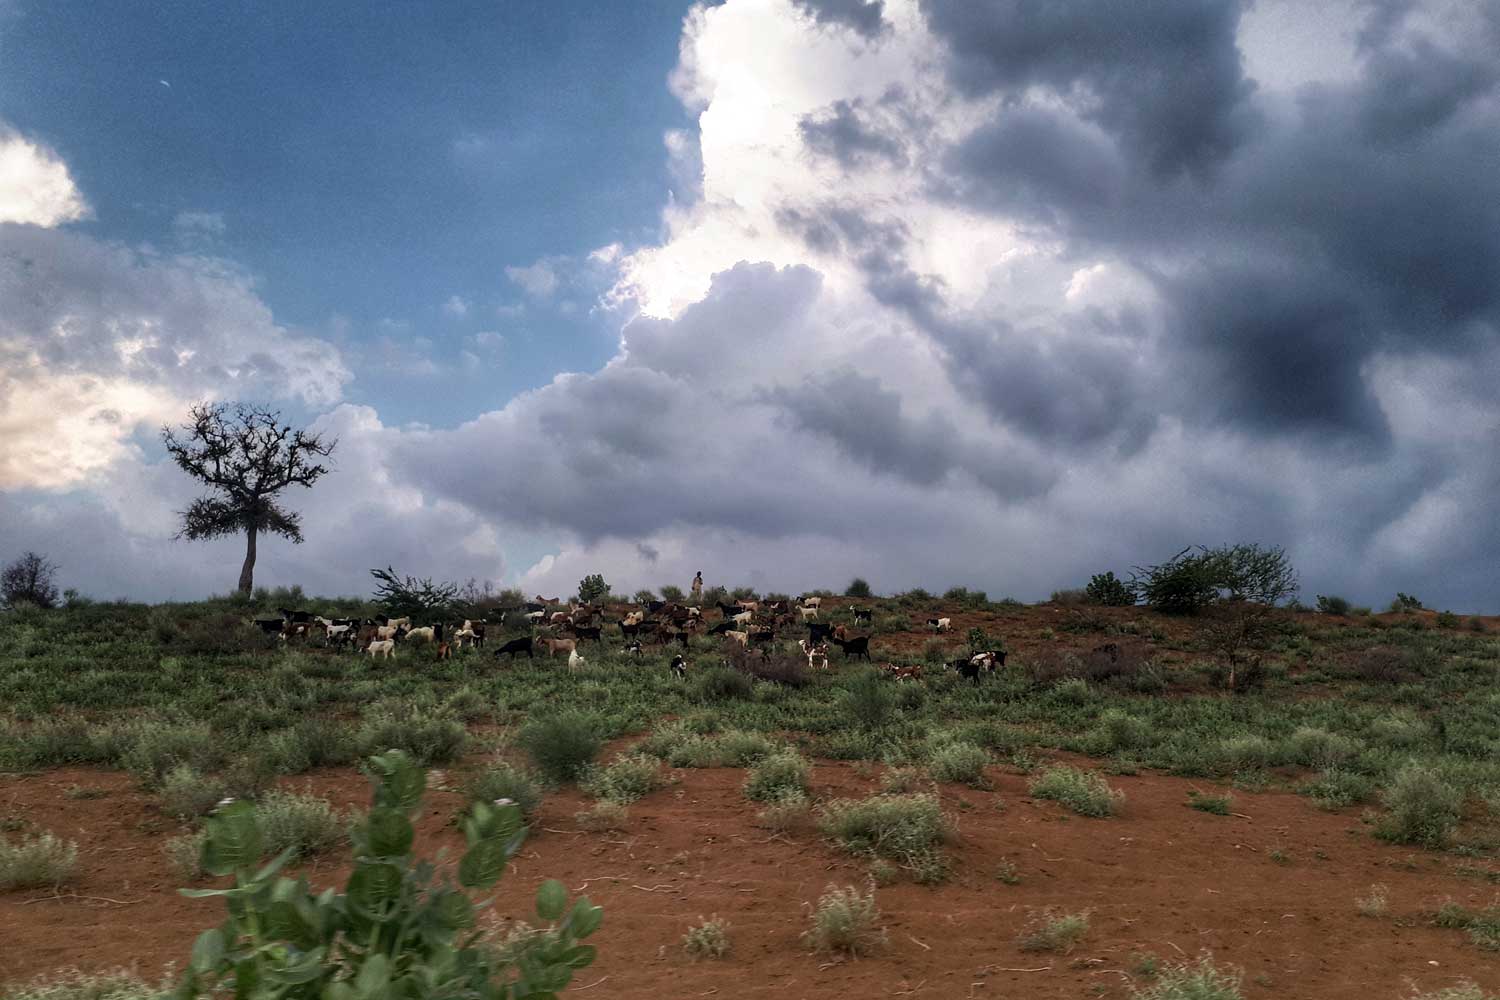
<box><xmin>171</xmin><ymin>749</ymin><xmax>602</xmax><ymax>999</ymax></box>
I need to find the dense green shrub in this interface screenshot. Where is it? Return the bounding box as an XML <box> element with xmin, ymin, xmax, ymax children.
<box><xmin>0</xmin><ymin>830</ymin><xmax>79</xmax><ymax>889</ymax></box>
<box><xmin>817</xmin><ymin>793</ymin><xmax>949</xmax><ymax>880</ymax></box>
<box><xmin>925</xmin><ymin>740</ymin><xmax>990</xmax><ymax>787</ymax></box>
<box><xmin>255</xmin><ymin>789</ymin><xmax>349</xmax><ymax>859</ymax></box>
<box><xmin>744</xmin><ymin>749</ymin><xmax>811</xmax><ymax>802</ymax></box>
<box><xmin>693</xmin><ymin>667</ymin><xmax>755</xmax><ymax>703</ymax></box>
<box><xmin>464</xmin><ymin>762</ymin><xmax>546</xmax><ymax>818</ymax></box>
<box><xmin>579</xmin><ymin>753</ymin><xmax>664</xmax><ymax>804</ymax></box>
<box><xmin>577</xmin><ymin>574</ymin><xmax>610</xmax><ymax>604</ymax></box>
<box><xmin>802</xmin><ymin>883</ymin><xmax>885</xmax><ymax>955</ymax></box>
<box><xmin>1029</xmin><ymin>766</ymin><xmax>1122</xmax><ymax>817</ymax></box>
<box><xmin>519</xmin><ymin>712</ymin><xmax>603</xmax><ymax>783</ymax></box>
<box><xmin>1376</xmin><ymin>763</ymin><xmax>1462</xmax><ymax>847</ymax></box>
<box><xmin>356</xmin><ymin>707</ymin><xmax>467</xmax><ymax>765</ymax></box>
<box><xmin>844</xmin><ymin>578</ymin><xmax>873</xmax><ymax>598</ymax></box>
<box><xmin>1086</xmin><ymin>572</ymin><xmax>1135</xmax><ymax>607</ymax></box>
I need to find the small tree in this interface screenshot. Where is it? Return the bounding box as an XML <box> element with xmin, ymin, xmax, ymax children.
<box><xmin>1085</xmin><ymin>572</ymin><xmax>1134</xmax><ymax>607</ymax></box>
<box><xmin>371</xmin><ymin>566</ymin><xmax>460</xmax><ymax>619</ymax></box>
<box><xmin>162</xmin><ymin>402</ymin><xmax>336</xmax><ymax>595</ymax></box>
<box><xmin>845</xmin><ymin>578</ymin><xmax>873</xmax><ymax>598</ymax></box>
<box><xmin>1</xmin><ymin>551</ymin><xmax>60</xmax><ymax>608</ymax></box>
<box><xmin>1390</xmin><ymin>592</ymin><xmax>1424</xmax><ymax>613</ymax></box>
<box><xmin>577</xmin><ymin>574</ymin><xmax>611</xmax><ymax>605</ymax></box>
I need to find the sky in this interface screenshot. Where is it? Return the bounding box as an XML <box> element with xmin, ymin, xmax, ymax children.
<box><xmin>2</xmin><ymin>0</ymin><xmax>1498</xmax><ymax>611</ymax></box>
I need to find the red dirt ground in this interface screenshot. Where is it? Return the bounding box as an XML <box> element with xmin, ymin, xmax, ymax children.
<box><xmin>4</xmin><ymin>755</ymin><xmax>1499</xmax><ymax>999</ymax></box>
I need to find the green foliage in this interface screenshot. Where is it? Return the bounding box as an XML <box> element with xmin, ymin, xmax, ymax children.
<box><xmin>255</xmin><ymin>790</ymin><xmax>349</xmax><ymax>860</ymax></box>
<box><xmin>630</xmin><ymin>589</ymin><xmax>656</xmax><ymax>606</ymax></box>
<box><xmin>1130</xmin><ymin>955</ymin><xmax>1244</xmax><ymax>1000</ymax></box>
<box><xmin>1316</xmin><ymin>594</ymin><xmax>1351</xmax><ymax>615</ymax></box>
<box><xmin>1376</xmin><ymin>763</ymin><xmax>1462</xmax><ymax>848</ymax></box>
<box><xmin>171</xmin><ymin>750</ymin><xmax>602</xmax><ymax>1000</ymax></box>
<box><xmin>754</xmin><ymin>789</ymin><xmax>810</xmax><ymax>833</ymax></box>
<box><xmin>1301</xmin><ymin>768</ymin><xmax>1375</xmax><ymax>810</ymax></box>
<box><xmin>1287</xmin><ymin>727</ymin><xmax>1361</xmax><ymax>769</ymax></box>
<box><xmin>682</xmin><ymin>916</ymin><xmax>731</xmax><ymax>959</ymax></box>
<box><xmin>817</xmin><ymin>793</ymin><xmax>950</xmax><ymax>881</ymax></box>
<box><xmin>2</xmin><ymin>551</ymin><xmax>61</xmax><ymax>609</ymax></box>
<box><xmin>925</xmin><ymin>739</ymin><xmax>990</xmax><ymax>788</ymax></box>
<box><xmin>576</xmin><ymin>574</ymin><xmax>610</xmax><ymax>605</ymax></box>
<box><xmin>0</xmin><ymin>830</ymin><xmax>79</xmax><ymax>889</ymax></box>
<box><xmin>1188</xmin><ymin>791</ymin><xmax>1232</xmax><ymax>816</ymax></box>
<box><xmin>1391</xmin><ymin>592</ymin><xmax>1425</xmax><ymax>612</ymax></box>
<box><xmin>693</xmin><ymin>667</ymin><xmax>755</xmax><ymax>703</ymax></box>
<box><xmin>464</xmin><ymin>763</ymin><xmax>546</xmax><ymax>819</ymax></box>
<box><xmin>159</xmin><ymin>765</ymin><xmax>228</xmax><ymax>820</ymax></box>
<box><xmin>518</xmin><ymin>712</ymin><xmax>603</xmax><ymax>784</ymax></box>
<box><xmin>0</xmin><ymin>970</ymin><xmax>166</xmax><ymax>1000</ymax></box>
<box><xmin>659</xmin><ymin>584</ymin><xmax>685</xmax><ymax>602</ymax></box>
<box><xmin>1437</xmin><ymin>610</ymin><xmax>1460</xmax><ymax>629</ymax></box>
<box><xmin>1086</xmin><ymin>571</ymin><xmax>1136</xmax><ymax>607</ymax></box>
<box><xmin>802</xmin><ymin>883</ymin><xmax>886</xmax><ymax>955</ymax></box>
<box><xmin>356</xmin><ymin>707</ymin><xmax>467</xmax><ymax>765</ymax></box>
<box><xmin>1017</xmin><ymin>909</ymin><xmax>1089</xmax><ymax>953</ymax></box>
<box><xmin>844</xmin><ymin>578</ymin><xmax>873</xmax><ymax>598</ymax></box>
<box><xmin>843</xmin><ymin>670</ymin><xmax>896</xmax><ymax>729</ymax></box>
<box><xmin>579</xmin><ymin>752</ymin><xmax>664</xmax><ymax>804</ymax></box>
<box><xmin>369</xmin><ymin>565</ymin><xmax>460</xmax><ymax>618</ymax></box>
<box><xmin>1029</xmin><ymin>766</ymin><xmax>1123</xmax><ymax>817</ymax></box>
<box><xmin>744</xmin><ymin>749</ymin><xmax>811</xmax><ymax>802</ymax></box>
<box><xmin>1133</xmin><ymin>543</ymin><xmax>1297</xmax><ymax>615</ymax></box>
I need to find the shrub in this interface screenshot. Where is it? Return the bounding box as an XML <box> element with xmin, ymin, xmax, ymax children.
<box><xmin>817</xmin><ymin>793</ymin><xmax>949</xmax><ymax>880</ymax></box>
<box><xmin>1029</xmin><ymin>766</ymin><xmax>1123</xmax><ymax>817</ymax></box>
<box><xmin>0</xmin><ymin>971</ymin><xmax>165</xmax><ymax>1000</ymax></box>
<box><xmin>163</xmin><ymin>830</ymin><xmax>208</xmax><ymax>881</ymax></box>
<box><xmin>1287</xmin><ymin>727</ymin><xmax>1360</xmax><ymax>769</ymax></box>
<box><xmin>519</xmin><ymin>712</ymin><xmax>604</xmax><ymax>783</ymax></box>
<box><xmin>755</xmin><ymin>789</ymin><xmax>811</xmax><ymax>833</ymax></box>
<box><xmin>120</xmin><ymin>719</ymin><xmax>224</xmax><ymax>788</ymax></box>
<box><xmin>1188</xmin><ymin>791</ymin><xmax>1232</xmax><ymax>815</ymax></box>
<box><xmin>1404</xmin><ymin>985</ymin><xmax>1497</xmax><ymax>1000</ymax></box>
<box><xmin>926</xmin><ymin>740</ymin><xmax>990</xmax><ymax>788</ymax></box>
<box><xmin>1355</xmin><ymin>883</ymin><xmax>1388</xmax><ymax>917</ymax></box>
<box><xmin>1130</xmin><ymin>955</ymin><xmax>1244</xmax><ymax>1000</ymax></box>
<box><xmin>2</xmin><ymin>551</ymin><xmax>60</xmax><ymax>609</ymax></box>
<box><xmin>576</xmin><ymin>573</ymin><xmax>610</xmax><ymax>604</ymax></box>
<box><xmin>1050</xmin><ymin>588</ymin><xmax>1088</xmax><ymax>605</ymax></box>
<box><xmin>1086</xmin><ymin>571</ymin><xmax>1135</xmax><ymax>607</ymax></box>
<box><xmin>843</xmin><ymin>671</ymin><xmax>896</xmax><ymax>729</ymax></box>
<box><xmin>1376</xmin><ymin>763</ymin><xmax>1462</xmax><ymax>848</ymax></box>
<box><xmin>1017</xmin><ymin>909</ymin><xmax>1089</xmax><ymax>953</ymax></box>
<box><xmin>464</xmin><ymin>762</ymin><xmax>546</xmax><ymax>818</ymax></box>
<box><xmin>255</xmin><ymin>790</ymin><xmax>349</xmax><ymax>859</ymax></box>
<box><xmin>1301</xmin><ymin>768</ymin><xmax>1375</xmax><ymax>809</ymax></box>
<box><xmin>802</xmin><ymin>883</ymin><xmax>886</xmax><ymax>955</ymax></box>
<box><xmin>158</xmin><ymin>765</ymin><xmax>228</xmax><ymax>820</ymax></box>
<box><xmin>1089</xmin><ymin>709</ymin><xmax>1154</xmax><ymax>754</ymax></box>
<box><xmin>716</xmin><ymin>730</ymin><xmax>776</xmax><ymax>765</ymax></box>
<box><xmin>683</xmin><ymin>915</ymin><xmax>732</xmax><ymax>959</ymax></box>
<box><xmin>659</xmin><ymin>584</ymin><xmax>685</xmax><ymax>602</ymax></box>
<box><xmin>744</xmin><ymin>749</ymin><xmax>811</xmax><ymax>802</ymax></box>
<box><xmin>693</xmin><ymin>667</ymin><xmax>755</xmax><ymax>703</ymax></box>
<box><xmin>1218</xmin><ymin>735</ymin><xmax>1278</xmax><ymax>772</ymax></box>
<box><xmin>879</xmin><ymin>765</ymin><xmax>925</xmax><ymax>795</ymax></box>
<box><xmin>1315</xmin><ymin>594</ymin><xmax>1351</xmax><ymax>615</ymax></box>
<box><xmin>574</xmin><ymin>800</ymin><xmax>629</xmax><ymax>832</ymax></box>
<box><xmin>356</xmin><ymin>707</ymin><xmax>467</xmax><ymax>765</ymax></box>
<box><xmin>1390</xmin><ymin>592</ymin><xmax>1424</xmax><ymax>612</ymax></box>
<box><xmin>845</xmin><ymin>578</ymin><xmax>873</xmax><ymax>598</ymax></box>
<box><xmin>170</xmin><ymin>750</ymin><xmax>602</xmax><ymax>999</ymax></box>
<box><xmin>266</xmin><ymin>720</ymin><xmax>358</xmax><ymax>773</ymax></box>
<box><xmin>0</xmin><ymin>831</ymin><xmax>79</xmax><ymax>889</ymax></box>
<box><xmin>1437</xmin><ymin>610</ymin><xmax>1460</xmax><ymax>629</ymax></box>
<box><xmin>631</xmin><ymin>589</ymin><xmax>656</xmax><ymax>605</ymax></box>
<box><xmin>580</xmin><ymin>753</ymin><xmax>664</xmax><ymax>804</ymax></box>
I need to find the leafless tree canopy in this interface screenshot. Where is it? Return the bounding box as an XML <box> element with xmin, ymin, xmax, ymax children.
<box><xmin>1</xmin><ymin>551</ymin><xmax>60</xmax><ymax>608</ymax></box>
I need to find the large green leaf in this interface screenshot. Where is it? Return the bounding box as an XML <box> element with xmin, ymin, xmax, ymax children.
<box><xmin>564</xmin><ymin>899</ymin><xmax>603</xmax><ymax>938</ymax></box>
<box><xmin>265</xmin><ymin>900</ymin><xmax>319</xmax><ymax>950</ymax></box>
<box><xmin>365</xmin><ymin>808</ymin><xmax>414</xmax><ymax>858</ymax></box>
<box><xmin>346</xmin><ymin>863</ymin><xmax>403</xmax><ymax>919</ymax></box>
<box><xmin>367</xmin><ymin>751</ymin><xmax>425</xmax><ymax>813</ymax></box>
<box><xmin>201</xmin><ymin>801</ymin><xmax>263</xmax><ymax>876</ymax></box>
<box><xmin>189</xmin><ymin>928</ymin><xmax>225</xmax><ymax>973</ymax></box>
<box><xmin>431</xmin><ymin>890</ymin><xmax>475</xmax><ymax>930</ymax></box>
<box><xmin>535</xmin><ymin>880</ymin><xmax>567</xmax><ymax>922</ymax></box>
<box><xmin>457</xmin><ymin>839</ymin><xmax>506</xmax><ymax>889</ymax></box>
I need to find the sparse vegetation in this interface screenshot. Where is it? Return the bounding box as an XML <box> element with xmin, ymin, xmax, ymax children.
<box><xmin>580</xmin><ymin>752</ymin><xmax>665</xmax><ymax>804</ymax></box>
<box><xmin>744</xmin><ymin>748</ymin><xmax>811</xmax><ymax>802</ymax></box>
<box><xmin>1355</xmin><ymin>883</ymin><xmax>1388</xmax><ymax>917</ymax></box>
<box><xmin>1030</xmin><ymin>765</ymin><xmax>1123</xmax><ymax>817</ymax></box>
<box><xmin>818</xmin><ymin>793</ymin><xmax>950</xmax><ymax>882</ymax></box>
<box><xmin>802</xmin><ymin>882</ymin><xmax>886</xmax><ymax>955</ymax></box>
<box><xmin>1376</xmin><ymin>763</ymin><xmax>1463</xmax><ymax>848</ymax></box>
<box><xmin>1130</xmin><ymin>955</ymin><xmax>1244</xmax><ymax>999</ymax></box>
<box><xmin>0</xmin><ymin>831</ymin><xmax>79</xmax><ymax>890</ymax></box>
<box><xmin>1017</xmin><ymin>908</ymin><xmax>1089</xmax><ymax>953</ymax></box>
<box><xmin>682</xmin><ymin>915</ymin><xmax>732</xmax><ymax>959</ymax></box>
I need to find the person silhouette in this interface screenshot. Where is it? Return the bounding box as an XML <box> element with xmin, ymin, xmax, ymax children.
<box><xmin>690</xmin><ymin>571</ymin><xmax>703</xmax><ymax>602</ymax></box>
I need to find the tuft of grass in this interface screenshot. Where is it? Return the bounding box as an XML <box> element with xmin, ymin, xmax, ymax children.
<box><xmin>463</xmin><ymin>762</ymin><xmax>545</xmax><ymax>818</ymax></box>
<box><xmin>1404</xmin><ymin>983</ymin><xmax>1497</xmax><ymax>1000</ymax></box>
<box><xmin>518</xmin><ymin>712</ymin><xmax>604</xmax><ymax>784</ymax></box>
<box><xmin>158</xmin><ymin>764</ymin><xmax>227</xmax><ymax>820</ymax></box>
<box><xmin>580</xmin><ymin>752</ymin><xmax>665</xmax><ymax>805</ymax></box>
<box><xmin>256</xmin><ymin>790</ymin><xmax>349</xmax><ymax>860</ymax></box>
<box><xmin>1301</xmin><ymin>768</ymin><xmax>1375</xmax><ymax>810</ymax></box>
<box><xmin>693</xmin><ymin>667</ymin><xmax>754</xmax><ymax>703</ymax></box>
<box><xmin>1130</xmin><ymin>955</ymin><xmax>1244</xmax><ymax>999</ymax></box>
<box><xmin>879</xmin><ymin>765</ymin><xmax>924</xmax><ymax>795</ymax></box>
<box><xmin>1287</xmin><ymin>727</ymin><xmax>1360</xmax><ymax>770</ymax></box>
<box><xmin>1376</xmin><ymin>762</ymin><xmax>1462</xmax><ymax>848</ymax></box>
<box><xmin>356</xmin><ymin>707</ymin><xmax>467</xmax><ymax>765</ymax></box>
<box><xmin>1017</xmin><ymin>908</ymin><xmax>1089</xmax><ymax>953</ymax></box>
<box><xmin>0</xmin><ymin>970</ymin><xmax>166</xmax><ymax>1000</ymax></box>
<box><xmin>1029</xmin><ymin>765</ymin><xmax>1123</xmax><ymax>817</ymax></box>
<box><xmin>162</xmin><ymin>830</ymin><xmax>208</xmax><ymax>881</ymax></box>
<box><xmin>817</xmin><ymin>793</ymin><xmax>950</xmax><ymax>883</ymax></box>
<box><xmin>744</xmin><ymin>748</ymin><xmax>811</xmax><ymax>802</ymax></box>
<box><xmin>802</xmin><ymin>882</ymin><xmax>886</xmax><ymax>955</ymax></box>
<box><xmin>1431</xmin><ymin>901</ymin><xmax>1500</xmax><ymax>951</ymax></box>
<box><xmin>755</xmin><ymin>789</ymin><xmax>811</xmax><ymax>833</ymax></box>
<box><xmin>715</xmin><ymin>730</ymin><xmax>776</xmax><ymax>766</ymax></box>
<box><xmin>1355</xmin><ymin>883</ymin><xmax>1389</xmax><ymax>918</ymax></box>
<box><xmin>925</xmin><ymin>739</ymin><xmax>990</xmax><ymax>788</ymax></box>
<box><xmin>0</xmin><ymin>831</ymin><xmax>80</xmax><ymax>889</ymax></box>
<box><xmin>574</xmin><ymin>800</ymin><xmax>629</xmax><ymax>832</ymax></box>
<box><xmin>995</xmin><ymin>860</ymin><xmax>1022</xmax><ymax>885</ymax></box>
<box><xmin>1188</xmin><ymin>791</ymin><xmax>1232</xmax><ymax>816</ymax></box>
<box><xmin>682</xmin><ymin>915</ymin><xmax>732</xmax><ymax>959</ymax></box>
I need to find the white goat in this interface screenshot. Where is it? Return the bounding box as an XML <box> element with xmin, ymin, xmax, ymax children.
<box><xmin>367</xmin><ymin>639</ymin><xmax>396</xmax><ymax>660</ymax></box>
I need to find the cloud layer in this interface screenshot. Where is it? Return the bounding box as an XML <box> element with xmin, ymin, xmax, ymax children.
<box><xmin>5</xmin><ymin>1</ymin><xmax>1500</xmax><ymax>612</ymax></box>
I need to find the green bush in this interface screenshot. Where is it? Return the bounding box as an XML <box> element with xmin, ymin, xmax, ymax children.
<box><xmin>802</xmin><ymin>883</ymin><xmax>886</xmax><ymax>955</ymax></box>
<box><xmin>519</xmin><ymin>712</ymin><xmax>604</xmax><ymax>783</ymax></box>
<box><xmin>464</xmin><ymin>762</ymin><xmax>546</xmax><ymax>818</ymax></box>
<box><xmin>1287</xmin><ymin>727</ymin><xmax>1360</xmax><ymax>770</ymax></box>
<box><xmin>817</xmin><ymin>793</ymin><xmax>950</xmax><ymax>881</ymax></box>
<box><xmin>843</xmin><ymin>671</ymin><xmax>896</xmax><ymax>729</ymax></box>
<box><xmin>1217</xmin><ymin>735</ymin><xmax>1278</xmax><ymax>772</ymax></box>
<box><xmin>163</xmin><ymin>830</ymin><xmax>208</xmax><ymax>881</ymax></box>
<box><xmin>1029</xmin><ymin>766</ymin><xmax>1123</xmax><ymax>817</ymax></box>
<box><xmin>714</xmin><ymin>730</ymin><xmax>776</xmax><ymax>766</ymax></box>
<box><xmin>120</xmin><ymin>719</ymin><xmax>224</xmax><ymax>788</ymax></box>
<box><xmin>1130</xmin><ymin>955</ymin><xmax>1244</xmax><ymax>999</ymax></box>
<box><xmin>356</xmin><ymin>708</ymin><xmax>467</xmax><ymax>765</ymax></box>
<box><xmin>925</xmin><ymin>740</ymin><xmax>990</xmax><ymax>788</ymax></box>
<box><xmin>579</xmin><ymin>753</ymin><xmax>664</xmax><ymax>804</ymax></box>
<box><xmin>266</xmin><ymin>721</ymin><xmax>358</xmax><ymax>774</ymax></box>
<box><xmin>682</xmin><ymin>915</ymin><xmax>732</xmax><ymax>959</ymax></box>
<box><xmin>255</xmin><ymin>789</ymin><xmax>349</xmax><ymax>859</ymax></box>
<box><xmin>170</xmin><ymin>750</ymin><xmax>603</xmax><ymax>999</ymax></box>
<box><xmin>1188</xmin><ymin>792</ymin><xmax>1232</xmax><ymax>815</ymax></box>
<box><xmin>1376</xmin><ymin>763</ymin><xmax>1462</xmax><ymax>847</ymax></box>
<box><xmin>577</xmin><ymin>574</ymin><xmax>610</xmax><ymax>604</ymax></box>
<box><xmin>744</xmin><ymin>749</ymin><xmax>811</xmax><ymax>802</ymax></box>
<box><xmin>1390</xmin><ymin>592</ymin><xmax>1424</xmax><ymax>612</ymax></box>
<box><xmin>1086</xmin><ymin>572</ymin><xmax>1135</xmax><ymax>607</ymax></box>
<box><xmin>754</xmin><ymin>789</ymin><xmax>810</xmax><ymax>833</ymax></box>
<box><xmin>159</xmin><ymin>764</ymin><xmax>228</xmax><ymax>820</ymax></box>
<box><xmin>1088</xmin><ymin>710</ymin><xmax>1154</xmax><ymax>754</ymax></box>
<box><xmin>0</xmin><ymin>830</ymin><xmax>79</xmax><ymax>889</ymax></box>
<box><xmin>844</xmin><ymin>578</ymin><xmax>873</xmax><ymax>598</ymax></box>
<box><xmin>693</xmin><ymin>667</ymin><xmax>755</xmax><ymax>703</ymax></box>
<box><xmin>1315</xmin><ymin>594</ymin><xmax>1351</xmax><ymax>615</ymax></box>
<box><xmin>1017</xmin><ymin>909</ymin><xmax>1089</xmax><ymax>953</ymax></box>
<box><xmin>1301</xmin><ymin>768</ymin><xmax>1375</xmax><ymax>809</ymax></box>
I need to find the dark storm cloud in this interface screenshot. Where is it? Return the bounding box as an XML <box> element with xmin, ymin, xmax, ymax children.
<box><xmin>918</xmin><ymin>0</ymin><xmax>1259</xmax><ymax>176</ymax></box>
<box><xmin>791</xmin><ymin>0</ymin><xmax>885</xmax><ymax>38</ymax></box>
<box><xmin>799</xmin><ymin>99</ymin><xmax>907</xmax><ymax>169</ymax></box>
<box><xmin>1354</xmin><ymin>37</ymin><xmax>1498</xmax><ymax>142</ymax></box>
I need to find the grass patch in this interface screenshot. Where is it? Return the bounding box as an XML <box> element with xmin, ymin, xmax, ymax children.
<box><xmin>463</xmin><ymin>761</ymin><xmax>546</xmax><ymax>818</ymax></box>
<box><xmin>0</xmin><ymin>970</ymin><xmax>164</xmax><ymax>1000</ymax></box>
<box><xmin>0</xmin><ymin>831</ymin><xmax>79</xmax><ymax>890</ymax></box>
<box><xmin>574</xmin><ymin>800</ymin><xmax>629</xmax><ymax>832</ymax></box>
<box><xmin>356</xmin><ymin>707</ymin><xmax>467</xmax><ymax>765</ymax></box>
<box><xmin>682</xmin><ymin>915</ymin><xmax>732</xmax><ymax>959</ymax></box>
<box><xmin>162</xmin><ymin>830</ymin><xmax>207</xmax><ymax>881</ymax></box>
<box><xmin>1017</xmin><ymin>908</ymin><xmax>1089</xmax><ymax>953</ymax></box>
<box><xmin>519</xmin><ymin>712</ymin><xmax>604</xmax><ymax>784</ymax></box>
<box><xmin>579</xmin><ymin>752</ymin><xmax>665</xmax><ymax>804</ymax></box>
<box><xmin>1188</xmin><ymin>791</ymin><xmax>1232</xmax><ymax>816</ymax></box>
<box><xmin>158</xmin><ymin>764</ymin><xmax>227</xmax><ymax>820</ymax></box>
<box><xmin>817</xmin><ymin>792</ymin><xmax>950</xmax><ymax>883</ymax></box>
<box><xmin>925</xmin><ymin>739</ymin><xmax>990</xmax><ymax>788</ymax></box>
<box><xmin>1376</xmin><ymin>762</ymin><xmax>1462</xmax><ymax>848</ymax></box>
<box><xmin>255</xmin><ymin>789</ymin><xmax>349</xmax><ymax>860</ymax></box>
<box><xmin>1029</xmin><ymin>765</ymin><xmax>1123</xmax><ymax>817</ymax></box>
<box><xmin>755</xmin><ymin>789</ymin><xmax>811</xmax><ymax>833</ymax></box>
<box><xmin>802</xmin><ymin>882</ymin><xmax>886</xmax><ymax>955</ymax></box>
<box><xmin>1130</xmin><ymin>955</ymin><xmax>1244</xmax><ymax>999</ymax></box>
<box><xmin>1301</xmin><ymin>768</ymin><xmax>1375</xmax><ymax>810</ymax></box>
<box><xmin>1355</xmin><ymin>883</ymin><xmax>1388</xmax><ymax>917</ymax></box>
<box><xmin>744</xmin><ymin>748</ymin><xmax>811</xmax><ymax>802</ymax></box>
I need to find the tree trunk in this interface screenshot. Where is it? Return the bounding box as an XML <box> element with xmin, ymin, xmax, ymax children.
<box><xmin>238</xmin><ymin>526</ymin><xmax>257</xmax><ymax>595</ymax></box>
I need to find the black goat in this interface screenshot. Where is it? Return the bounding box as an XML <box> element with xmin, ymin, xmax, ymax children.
<box><xmin>492</xmin><ymin>636</ymin><xmax>534</xmax><ymax>660</ymax></box>
<box><xmin>831</xmin><ymin>635</ymin><xmax>871</xmax><ymax>660</ymax></box>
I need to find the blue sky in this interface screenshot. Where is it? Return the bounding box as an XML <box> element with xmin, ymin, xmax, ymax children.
<box><xmin>2</xmin><ymin>0</ymin><xmax>1499</xmax><ymax>610</ymax></box>
<box><xmin>0</xmin><ymin>0</ymin><xmax>694</xmax><ymax>427</ymax></box>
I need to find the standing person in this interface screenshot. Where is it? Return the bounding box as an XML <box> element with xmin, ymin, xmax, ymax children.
<box><xmin>690</xmin><ymin>571</ymin><xmax>703</xmax><ymax>603</ymax></box>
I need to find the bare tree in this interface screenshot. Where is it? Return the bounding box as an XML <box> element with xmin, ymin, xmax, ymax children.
<box><xmin>162</xmin><ymin>402</ymin><xmax>336</xmax><ymax>595</ymax></box>
<box><xmin>1</xmin><ymin>551</ymin><xmax>60</xmax><ymax>608</ymax></box>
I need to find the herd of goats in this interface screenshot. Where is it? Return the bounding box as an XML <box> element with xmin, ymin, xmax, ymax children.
<box><xmin>249</xmin><ymin>595</ymin><xmax>1009</xmax><ymax>682</ymax></box>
